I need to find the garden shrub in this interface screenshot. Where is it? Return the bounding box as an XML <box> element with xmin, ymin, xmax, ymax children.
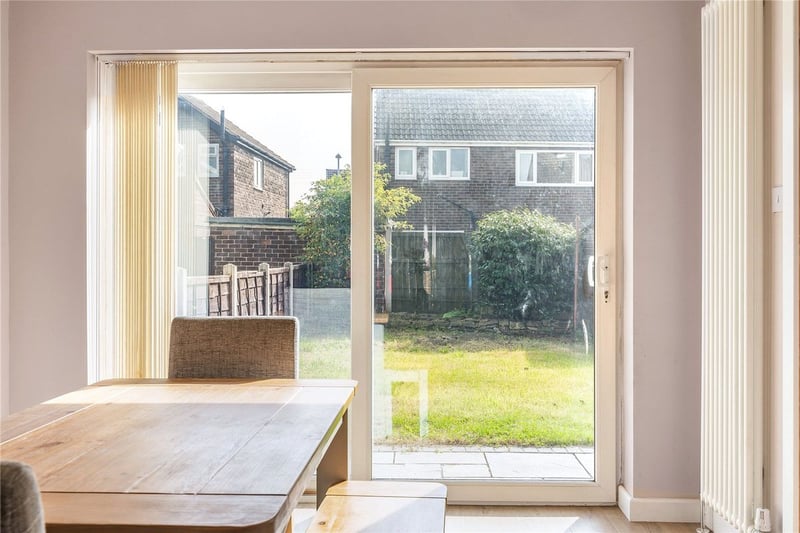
<box><xmin>471</xmin><ymin>208</ymin><xmax>577</xmax><ymax>320</ymax></box>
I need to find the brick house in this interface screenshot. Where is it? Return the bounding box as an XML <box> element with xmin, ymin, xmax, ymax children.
<box><xmin>176</xmin><ymin>96</ymin><xmax>299</xmax><ymax>277</ymax></box>
<box><xmin>178</xmin><ymin>95</ymin><xmax>295</xmax><ymax>218</ymax></box>
<box><xmin>374</xmin><ymin>88</ymin><xmax>595</xmax><ymax>231</ymax></box>
<box><xmin>373</xmin><ymin>88</ymin><xmax>596</xmax><ymax>314</ymax></box>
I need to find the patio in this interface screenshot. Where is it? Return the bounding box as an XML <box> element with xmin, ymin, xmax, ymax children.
<box><xmin>373</xmin><ymin>445</ymin><xmax>594</xmax><ymax>481</ymax></box>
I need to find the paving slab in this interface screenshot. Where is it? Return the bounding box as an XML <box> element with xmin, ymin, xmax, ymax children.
<box><xmin>370</xmin><ymin>446</ymin><xmax>598</xmax><ymax>481</ymax></box>
<box><xmin>486</xmin><ymin>452</ymin><xmax>591</xmax><ymax>479</ymax></box>
<box><xmin>373</xmin><ymin>451</ymin><xmax>395</xmax><ymax>464</ymax></box>
<box><xmin>576</xmin><ymin>453</ymin><xmax>595</xmax><ymax>477</ymax></box>
<box><xmin>395</xmin><ymin>451</ymin><xmax>486</xmax><ymax>465</ymax></box>
<box><xmin>373</xmin><ymin>463</ymin><xmax>443</xmax><ymax>479</ymax></box>
<box><xmin>442</xmin><ymin>464</ymin><xmax>492</xmax><ymax>478</ymax></box>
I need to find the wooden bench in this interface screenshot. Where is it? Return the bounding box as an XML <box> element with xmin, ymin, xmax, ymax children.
<box><xmin>307</xmin><ymin>481</ymin><xmax>447</xmax><ymax>533</ymax></box>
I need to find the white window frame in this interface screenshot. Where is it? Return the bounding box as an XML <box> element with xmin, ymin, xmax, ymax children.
<box><xmin>253</xmin><ymin>157</ymin><xmax>264</xmax><ymax>190</ymax></box>
<box><xmin>515</xmin><ymin>149</ymin><xmax>595</xmax><ymax>187</ymax></box>
<box><xmin>428</xmin><ymin>147</ymin><xmax>470</xmax><ymax>180</ymax></box>
<box><xmin>394</xmin><ymin>147</ymin><xmax>417</xmax><ymax>180</ymax></box>
<box><xmin>199</xmin><ymin>142</ymin><xmax>220</xmax><ymax>178</ymax></box>
<box><xmin>353</xmin><ymin>64</ymin><xmax>618</xmax><ymax>505</ymax></box>
<box><xmin>576</xmin><ymin>150</ymin><xmax>595</xmax><ymax>184</ymax></box>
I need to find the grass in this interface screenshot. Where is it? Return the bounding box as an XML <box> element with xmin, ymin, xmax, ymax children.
<box><xmin>299</xmin><ymin>336</ymin><xmax>351</xmax><ymax>378</ymax></box>
<box><xmin>299</xmin><ymin>328</ymin><xmax>594</xmax><ymax>448</ymax></box>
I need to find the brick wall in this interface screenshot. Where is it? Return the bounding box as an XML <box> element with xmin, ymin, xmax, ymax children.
<box><xmin>178</xmin><ymin>102</ymin><xmax>290</xmax><ymax>218</ymax></box>
<box><xmin>378</xmin><ymin>145</ymin><xmax>595</xmax><ymax>232</ymax></box>
<box><xmin>230</xmin><ymin>147</ymin><xmax>290</xmax><ymax>217</ymax></box>
<box><xmin>377</xmin><ymin>144</ymin><xmax>596</xmax><ymax>315</ymax></box>
<box><xmin>209</xmin><ymin>218</ymin><xmax>304</xmax><ymax>275</ymax></box>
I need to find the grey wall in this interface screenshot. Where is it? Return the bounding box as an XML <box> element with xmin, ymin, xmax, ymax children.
<box><xmin>4</xmin><ymin>0</ymin><xmax>702</xmax><ymax>500</ymax></box>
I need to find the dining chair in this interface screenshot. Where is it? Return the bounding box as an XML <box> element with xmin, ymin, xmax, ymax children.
<box><xmin>0</xmin><ymin>461</ymin><xmax>45</xmax><ymax>533</ymax></box>
<box><xmin>169</xmin><ymin>316</ymin><xmax>299</xmax><ymax>379</ymax></box>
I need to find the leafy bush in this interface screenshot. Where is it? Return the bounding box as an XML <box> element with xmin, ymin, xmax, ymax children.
<box><xmin>471</xmin><ymin>208</ymin><xmax>577</xmax><ymax>320</ymax></box>
<box><xmin>442</xmin><ymin>308</ymin><xmax>469</xmax><ymax>319</ymax></box>
<box><xmin>291</xmin><ymin>163</ymin><xmax>419</xmax><ymax>288</ymax></box>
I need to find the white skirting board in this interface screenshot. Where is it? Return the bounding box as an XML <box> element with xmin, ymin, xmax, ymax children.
<box><xmin>618</xmin><ymin>485</ymin><xmax>700</xmax><ymax>524</ymax></box>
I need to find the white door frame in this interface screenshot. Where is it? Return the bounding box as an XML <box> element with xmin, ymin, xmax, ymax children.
<box><xmin>351</xmin><ymin>64</ymin><xmax>620</xmax><ymax>503</ymax></box>
<box><xmin>92</xmin><ymin>52</ymin><xmax>622</xmax><ymax>504</ymax></box>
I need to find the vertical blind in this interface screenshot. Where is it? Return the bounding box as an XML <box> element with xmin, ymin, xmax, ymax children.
<box><xmin>90</xmin><ymin>61</ymin><xmax>176</xmax><ymax>380</ymax></box>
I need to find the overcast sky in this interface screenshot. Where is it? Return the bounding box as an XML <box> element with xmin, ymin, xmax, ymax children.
<box><xmin>190</xmin><ymin>93</ymin><xmax>351</xmax><ymax>207</ymax></box>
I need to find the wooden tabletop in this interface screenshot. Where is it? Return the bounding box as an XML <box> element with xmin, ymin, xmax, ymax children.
<box><xmin>0</xmin><ymin>378</ymin><xmax>357</xmax><ymax>532</ymax></box>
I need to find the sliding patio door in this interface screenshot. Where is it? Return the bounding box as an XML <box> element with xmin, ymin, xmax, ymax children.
<box><xmin>91</xmin><ymin>56</ymin><xmax>619</xmax><ymax>505</ymax></box>
<box><xmin>351</xmin><ymin>65</ymin><xmax>618</xmax><ymax>503</ymax></box>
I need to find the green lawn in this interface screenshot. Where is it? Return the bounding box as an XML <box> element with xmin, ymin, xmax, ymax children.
<box><xmin>299</xmin><ymin>335</ymin><xmax>351</xmax><ymax>378</ymax></box>
<box><xmin>300</xmin><ymin>328</ymin><xmax>594</xmax><ymax>447</ymax></box>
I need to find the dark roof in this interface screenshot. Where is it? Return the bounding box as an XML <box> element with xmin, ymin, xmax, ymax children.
<box><xmin>373</xmin><ymin>88</ymin><xmax>594</xmax><ymax>144</ymax></box>
<box><xmin>179</xmin><ymin>95</ymin><xmax>295</xmax><ymax>172</ymax></box>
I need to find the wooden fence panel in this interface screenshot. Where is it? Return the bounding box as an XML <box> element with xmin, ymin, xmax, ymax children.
<box><xmin>237</xmin><ymin>271</ymin><xmax>266</xmax><ymax>316</ymax></box>
<box><xmin>429</xmin><ymin>234</ymin><xmax>471</xmax><ymax>312</ymax></box>
<box><xmin>390</xmin><ymin>232</ymin><xmax>470</xmax><ymax>314</ymax></box>
<box><xmin>268</xmin><ymin>266</ymin><xmax>290</xmax><ymax>316</ymax></box>
<box><xmin>183</xmin><ymin>265</ymin><xmax>296</xmax><ymax>317</ymax></box>
<box><xmin>187</xmin><ymin>275</ymin><xmax>232</xmax><ymax>316</ymax></box>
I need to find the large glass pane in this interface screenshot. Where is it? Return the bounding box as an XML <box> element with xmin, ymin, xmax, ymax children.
<box><xmin>372</xmin><ymin>87</ymin><xmax>596</xmax><ymax>482</ymax></box>
<box><xmin>537</xmin><ymin>151</ymin><xmax>575</xmax><ymax>184</ymax></box>
<box><xmin>450</xmin><ymin>148</ymin><xmax>468</xmax><ymax>177</ymax></box>
<box><xmin>578</xmin><ymin>152</ymin><xmax>594</xmax><ymax>184</ymax></box>
<box><xmin>518</xmin><ymin>152</ymin><xmax>535</xmax><ymax>183</ymax></box>
<box><xmin>431</xmin><ymin>149</ymin><xmax>447</xmax><ymax>177</ymax></box>
<box><xmin>397</xmin><ymin>149</ymin><xmax>414</xmax><ymax>177</ymax></box>
<box><xmin>175</xmin><ymin>92</ymin><xmax>351</xmax><ymax>379</ymax></box>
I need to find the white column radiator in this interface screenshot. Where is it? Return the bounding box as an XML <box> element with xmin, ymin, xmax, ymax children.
<box><xmin>701</xmin><ymin>1</ymin><xmax>765</xmax><ymax>532</ymax></box>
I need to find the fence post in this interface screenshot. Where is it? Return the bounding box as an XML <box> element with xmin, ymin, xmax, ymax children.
<box><xmin>284</xmin><ymin>262</ymin><xmax>294</xmax><ymax>316</ymax></box>
<box><xmin>223</xmin><ymin>263</ymin><xmax>239</xmax><ymax>316</ymax></box>
<box><xmin>259</xmin><ymin>263</ymin><xmax>270</xmax><ymax>316</ymax></box>
<box><xmin>175</xmin><ymin>267</ymin><xmax>187</xmax><ymax>317</ymax></box>
<box><xmin>385</xmin><ymin>226</ymin><xmax>392</xmax><ymax>313</ymax></box>
<box><xmin>573</xmin><ymin>215</ymin><xmax>580</xmax><ymax>339</ymax></box>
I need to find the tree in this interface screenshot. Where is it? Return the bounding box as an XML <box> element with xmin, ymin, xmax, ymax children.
<box><xmin>291</xmin><ymin>163</ymin><xmax>419</xmax><ymax>288</ymax></box>
<box><xmin>471</xmin><ymin>208</ymin><xmax>577</xmax><ymax>320</ymax></box>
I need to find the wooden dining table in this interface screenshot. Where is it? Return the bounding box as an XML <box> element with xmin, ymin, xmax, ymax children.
<box><xmin>0</xmin><ymin>378</ymin><xmax>357</xmax><ymax>532</ymax></box>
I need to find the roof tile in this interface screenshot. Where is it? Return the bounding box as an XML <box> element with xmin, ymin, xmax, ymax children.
<box><xmin>373</xmin><ymin>88</ymin><xmax>595</xmax><ymax>144</ymax></box>
<box><xmin>179</xmin><ymin>95</ymin><xmax>295</xmax><ymax>171</ymax></box>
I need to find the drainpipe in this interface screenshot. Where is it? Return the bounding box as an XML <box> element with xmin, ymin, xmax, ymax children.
<box><xmin>219</xmin><ymin>109</ymin><xmax>230</xmax><ymax>216</ymax></box>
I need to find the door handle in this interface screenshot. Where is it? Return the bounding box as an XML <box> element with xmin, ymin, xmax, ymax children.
<box><xmin>596</xmin><ymin>255</ymin><xmax>609</xmax><ymax>288</ymax></box>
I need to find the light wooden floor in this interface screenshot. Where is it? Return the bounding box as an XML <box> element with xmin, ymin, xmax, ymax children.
<box><xmin>294</xmin><ymin>505</ymin><xmax>698</xmax><ymax>532</ymax></box>
<box><xmin>444</xmin><ymin>506</ymin><xmax>697</xmax><ymax>532</ymax></box>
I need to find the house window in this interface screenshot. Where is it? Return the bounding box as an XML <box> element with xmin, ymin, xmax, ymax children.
<box><xmin>253</xmin><ymin>158</ymin><xmax>264</xmax><ymax>190</ymax></box>
<box><xmin>199</xmin><ymin>143</ymin><xmax>220</xmax><ymax>177</ymax></box>
<box><xmin>429</xmin><ymin>147</ymin><xmax>470</xmax><ymax>180</ymax></box>
<box><xmin>516</xmin><ymin>150</ymin><xmax>594</xmax><ymax>186</ymax></box>
<box><xmin>577</xmin><ymin>152</ymin><xmax>594</xmax><ymax>184</ymax></box>
<box><xmin>395</xmin><ymin>147</ymin><xmax>416</xmax><ymax>180</ymax></box>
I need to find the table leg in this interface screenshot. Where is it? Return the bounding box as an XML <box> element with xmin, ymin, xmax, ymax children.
<box><xmin>316</xmin><ymin>411</ymin><xmax>348</xmax><ymax>508</ymax></box>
